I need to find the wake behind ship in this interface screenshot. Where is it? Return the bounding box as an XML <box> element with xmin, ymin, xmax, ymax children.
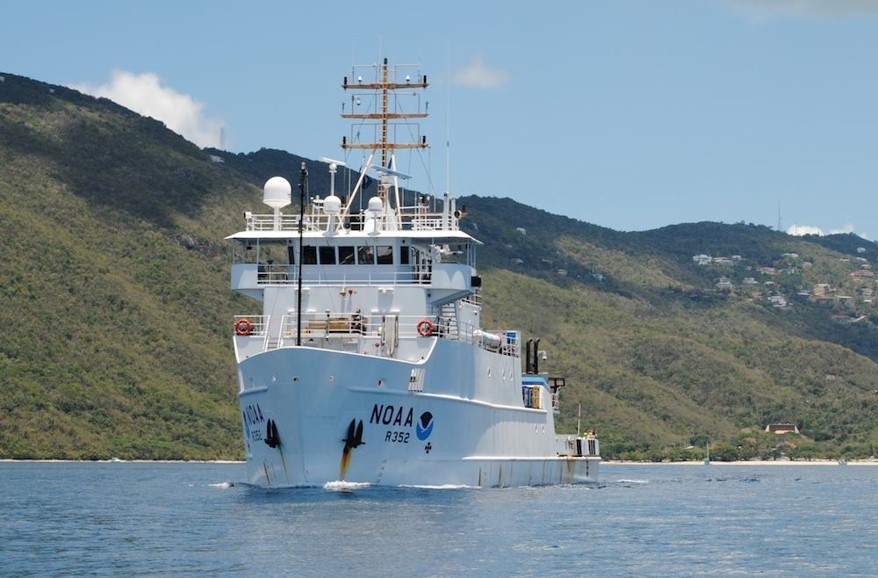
<box><xmin>228</xmin><ymin>59</ymin><xmax>600</xmax><ymax>487</ymax></box>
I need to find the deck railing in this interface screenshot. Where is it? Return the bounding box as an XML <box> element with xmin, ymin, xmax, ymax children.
<box><xmin>253</xmin><ymin>264</ymin><xmax>432</xmax><ymax>286</ymax></box>
<box><xmin>244</xmin><ymin>208</ymin><xmax>459</xmax><ymax>233</ymax></box>
<box><xmin>233</xmin><ymin>312</ymin><xmax>516</xmax><ymax>357</ymax></box>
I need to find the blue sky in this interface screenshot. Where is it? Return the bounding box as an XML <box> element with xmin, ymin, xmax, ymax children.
<box><xmin>4</xmin><ymin>0</ymin><xmax>877</xmax><ymax>238</ymax></box>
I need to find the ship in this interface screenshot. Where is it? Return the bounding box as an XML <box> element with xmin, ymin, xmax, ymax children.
<box><xmin>228</xmin><ymin>58</ymin><xmax>600</xmax><ymax>487</ymax></box>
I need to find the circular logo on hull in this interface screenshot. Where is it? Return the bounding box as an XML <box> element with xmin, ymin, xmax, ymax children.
<box><xmin>416</xmin><ymin>411</ymin><xmax>434</xmax><ymax>441</ymax></box>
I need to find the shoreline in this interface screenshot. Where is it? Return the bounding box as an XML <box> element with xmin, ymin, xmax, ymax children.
<box><xmin>2</xmin><ymin>458</ymin><xmax>876</xmax><ymax>466</ymax></box>
<box><xmin>603</xmin><ymin>458</ymin><xmax>878</xmax><ymax>466</ymax></box>
<box><xmin>0</xmin><ymin>459</ymin><xmax>245</xmax><ymax>464</ymax></box>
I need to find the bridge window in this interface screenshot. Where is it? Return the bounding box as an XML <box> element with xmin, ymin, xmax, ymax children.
<box><xmin>358</xmin><ymin>246</ymin><xmax>374</xmax><ymax>264</ymax></box>
<box><xmin>319</xmin><ymin>246</ymin><xmax>336</xmax><ymax>265</ymax></box>
<box><xmin>376</xmin><ymin>245</ymin><xmax>393</xmax><ymax>264</ymax></box>
<box><xmin>303</xmin><ymin>246</ymin><xmax>317</xmax><ymax>265</ymax></box>
<box><xmin>339</xmin><ymin>246</ymin><xmax>355</xmax><ymax>265</ymax></box>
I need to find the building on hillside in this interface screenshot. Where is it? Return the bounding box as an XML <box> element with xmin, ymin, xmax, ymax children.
<box><xmin>768</xmin><ymin>295</ymin><xmax>788</xmax><ymax>308</ymax></box>
<box><xmin>833</xmin><ymin>314</ymin><xmax>867</xmax><ymax>323</ymax></box>
<box><xmin>765</xmin><ymin>423</ymin><xmax>799</xmax><ymax>434</ymax></box>
<box><xmin>812</xmin><ymin>284</ymin><xmax>831</xmax><ymax>298</ymax></box>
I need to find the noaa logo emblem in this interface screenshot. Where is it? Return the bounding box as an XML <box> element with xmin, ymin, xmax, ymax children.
<box><xmin>416</xmin><ymin>411</ymin><xmax>434</xmax><ymax>441</ymax></box>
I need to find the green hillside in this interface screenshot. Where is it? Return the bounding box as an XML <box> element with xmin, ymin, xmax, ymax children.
<box><xmin>463</xmin><ymin>198</ymin><xmax>878</xmax><ymax>460</ymax></box>
<box><xmin>1</xmin><ymin>72</ymin><xmax>876</xmax><ymax>461</ymax></box>
<box><xmin>0</xmin><ymin>73</ymin><xmax>252</xmax><ymax>459</ymax></box>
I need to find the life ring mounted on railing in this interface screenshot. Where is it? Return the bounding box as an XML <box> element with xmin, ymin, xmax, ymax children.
<box><xmin>235</xmin><ymin>318</ymin><xmax>253</xmax><ymax>336</ymax></box>
<box><xmin>416</xmin><ymin>319</ymin><xmax>434</xmax><ymax>337</ymax></box>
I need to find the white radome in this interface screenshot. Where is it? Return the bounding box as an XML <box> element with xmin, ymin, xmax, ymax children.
<box><xmin>262</xmin><ymin>176</ymin><xmax>291</xmax><ymax>209</ymax></box>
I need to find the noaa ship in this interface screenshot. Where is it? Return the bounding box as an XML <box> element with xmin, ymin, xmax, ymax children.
<box><xmin>228</xmin><ymin>59</ymin><xmax>600</xmax><ymax>487</ymax></box>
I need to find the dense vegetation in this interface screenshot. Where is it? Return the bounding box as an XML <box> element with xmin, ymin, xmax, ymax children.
<box><xmin>1</xmin><ymin>72</ymin><xmax>876</xmax><ymax>462</ymax></box>
<box><xmin>462</xmin><ymin>199</ymin><xmax>878</xmax><ymax>461</ymax></box>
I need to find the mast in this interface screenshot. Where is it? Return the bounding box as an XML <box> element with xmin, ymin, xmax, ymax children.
<box><xmin>340</xmin><ymin>58</ymin><xmax>429</xmax><ymax>212</ymax></box>
<box><xmin>296</xmin><ymin>162</ymin><xmax>307</xmax><ymax>346</ymax></box>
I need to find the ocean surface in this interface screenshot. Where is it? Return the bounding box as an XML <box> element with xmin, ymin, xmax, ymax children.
<box><xmin>1</xmin><ymin>461</ymin><xmax>875</xmax><ymax>577</ymax></box>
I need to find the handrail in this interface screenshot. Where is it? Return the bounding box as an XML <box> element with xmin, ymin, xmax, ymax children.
<box><xmin>252</xmin><ymin>265</ymin><xmax>431</xmax><ymax>286</ymax></box>
<box><xmin>227</xmin><ymin>311</ymin><xmax>519</xmax><ymax>357</ymax></box>
<box><xmin>243</xmin><ymin>210</ymin><xmax>459</xmax><ymax>232</ymax></box>
<box><xmin>233</xmin><ymin>309</ymin><xmax>511</xmax><ymax>356</ymax></box>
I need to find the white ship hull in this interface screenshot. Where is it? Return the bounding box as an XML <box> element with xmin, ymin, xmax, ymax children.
<box><xmin>237</xmin><ymin>342</ymin><xmax>599</xmax><ymax>487</ymax></box>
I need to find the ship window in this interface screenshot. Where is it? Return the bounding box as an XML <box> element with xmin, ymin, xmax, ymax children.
<box><xmin>287</xmin><ymin>245</ymin><xmax>296</xmax><ymax>265</ymax></box>
<box><xmin>303</xmin><ymin>246</ymin><xmax>317</xmax><ymax>265</ymax></box>
<box><xmin>443</xmin><ymin>243</ymin><xmax>468</xmax><ymax>264</ymax></box>
<box><xmin>256</xmin><ymin>241</ymin><xmax>288</xmax><ymax>267</ymax></box>
<box><xmin>358</xmin><ymin>246</ymin><xmax>374</xmax><ymax>264</ymax></box>
<box><xmin>319</xmin><ymin>246</ymin><xmax>336</xmax><ymax>265</ymax></box>
<box><xmin>376</xmin><ymin>245</ymin><xmax>393</xmax><ymax>264</ymax></box>
<box><xmin>339</xmin><ymin>246</ymin><xmax>355</xmax><ymax>265</ymax></box>
<box><xmin>231</xmin><ymin>239</ymin><xmax>258</xmax><ymax>265</ymax></box>
<box><xmin>400</xmin><ymin>246</ymin><xmax>409</xmax><ymax>265</ymax></box>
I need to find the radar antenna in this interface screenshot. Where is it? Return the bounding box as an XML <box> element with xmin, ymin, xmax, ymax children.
<box><xmin>339</xmin><ymin>58</ymin><xmax>429</xmax><ymax>227</ymax></box>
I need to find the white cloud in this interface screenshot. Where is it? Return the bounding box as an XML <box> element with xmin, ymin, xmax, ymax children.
<box><xmin>71</xmin><ymin>70</ymin><xmax>224</xmax><ymax>149</ymax></box>
<box><xmin>727</xmin><ymin>0</ymin><xmax>878</xmax><ymax>18</ymax></box>
<box><xmin>787</xmin><ymin>224</ymin><xmax>824</xmax><ymax>236</ymax></box>
<box><xmin>453</xmin><ymin>55</ymin><xmax>510</xmax><ymax>89</ymax></box>
<box><xmin>787</xmin><ymin>223</ymin><xmax>860</xmax><ymax>236</ymax></box>
<box><xmin>828</xmin><ymin>223</ymin><xmax>857</xmax><ymax>235</ymax></box>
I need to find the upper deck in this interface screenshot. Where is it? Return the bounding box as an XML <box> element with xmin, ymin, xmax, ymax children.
<box><xmin>227</xmin><ymin>201</ymin><xmax>472</xmax><ymax>239</ymax></box>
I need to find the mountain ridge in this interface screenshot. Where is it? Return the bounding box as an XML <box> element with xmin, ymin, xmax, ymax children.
<box><xmin>2</xmin><ymin>71</ymin><xmax>876</xmax><ymax>461</ymax></box>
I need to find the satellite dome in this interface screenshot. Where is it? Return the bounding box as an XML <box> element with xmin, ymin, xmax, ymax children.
<box><xmin>263</xmin><ymin>176</ymin><xmax>291</xmax><ymax>209</ymax></box>
<box><xmin>367</xmin><ymin>196</ymin><xmax>383</xmax><ymax>212</ymax></box>
<box><xmin>324</xmin><ymin>195</ymin><xmax>341</xmax><ymax>216</ymax></box>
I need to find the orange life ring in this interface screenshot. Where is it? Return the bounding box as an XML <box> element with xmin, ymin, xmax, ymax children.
<box><xmin>235</xmin><ymin>318</ymin><xmax>253</xmax><ymax>336</ymax></box>
<box><xmin>417</xmin><ymin>319</ymin><xmax>434</xmax><ymax>337</ymax></box>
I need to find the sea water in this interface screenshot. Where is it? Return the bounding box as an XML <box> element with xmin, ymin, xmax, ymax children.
<box><xmin>1</xmin><ymin>461</ymin><xmax>875</xmax><ymax>577</ymax></box>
